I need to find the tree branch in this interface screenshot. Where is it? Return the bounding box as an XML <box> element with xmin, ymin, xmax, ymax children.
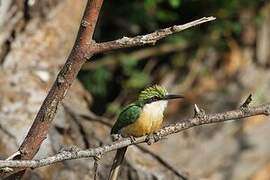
<box><xmin>1</xmin><ymin>3</ymin><xmax>217</xmax><ymax>178</ymax></box>
<box><xmin>17</xmin><ymin>0</ymin><xmax>103</xmax><ymax>160</ymax></box>
<box><xmin>64</xmin><ymin>105</ymin><xmax>188</xmax><ymax>179</ymax></box>
<box><xmin>1</xmin><ymin>0</ymin><xmax>104</xmax><ymax>179</ymax></box>
<box><xmin>92</xmin><ymin>16</ymin><xmax>216</xmax><ymax>53</ymax></box>
<box><xmin>82</xmin><ymin>42</ymin><xmax>187</xmax><ymax>70</ymax></box>
<box><xmin>0</xmin><ymin>103</ymin><xmax>269</xmax><ymax>169</ymax></box>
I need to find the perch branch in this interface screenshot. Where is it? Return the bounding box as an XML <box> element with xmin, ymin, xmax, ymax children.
<box><xmin>64</xmin><ymin>105</ymin><xmax>187</xmax><ymax>179</ymax></box>
<box><xmin>0</xmin><ymin>103</ymin><xmax>269</xmax><ymax>169</ymax></box>
<box><xmin>92</xmin><ymin>16</ymin><xmax>216</xmax><ymax>53</ymax></box>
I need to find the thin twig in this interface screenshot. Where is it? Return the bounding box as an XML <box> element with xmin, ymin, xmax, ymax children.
<box><xmin>92</xmin><ymin>16</ymin><xmax>216</xmax><ymax>53</ymax></box>
<box><xmin>0</xmin><ymin>103</ymin><xmax>269</xmax><ymax>169</ymax></box>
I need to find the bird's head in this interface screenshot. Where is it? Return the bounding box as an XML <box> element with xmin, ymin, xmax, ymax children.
<box><xmin>138</xmin><ymin>85</ymin><xmax>184</xmax><ymax>105</ymax></box>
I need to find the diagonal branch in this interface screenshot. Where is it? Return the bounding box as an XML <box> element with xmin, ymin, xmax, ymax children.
<box><xmin>17</xmin><ymin>0</ymin><xmax>103</xmax><ymax>160</ymax></box>
<box><xmin>0</xmin><ymin>103</ymin><xmax>269</xmax><ymax>169</ymax></box>
<box><xmin>92</xmin><ymin>16</ymin><xmax>216</xmax><ymax>53</ymax></box>
<box><xmin>1</xmin><ymin>0</ymin><xmax>104</xmax><ymax>179</ymax></box>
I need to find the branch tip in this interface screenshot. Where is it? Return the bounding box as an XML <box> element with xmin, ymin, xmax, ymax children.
<box><xmin>240</xmin><ymin>94</ymin><xmax>253</xmax><ymax>108</ymax></box>
<box><xmin>205</xmin><ymin>16</ymin><xmax>216</xmax><ymax>21</ymax></box>
<box><xmin>193</xmin><ymin>104</ymin><xmax>207</xmax><ymax>120</ymax></box>
<box><xmin>194</xmin><ymin>104</ymin><xmax>201</xmax><ymax>114</ymax></box>
<box><xmin>93</xmin><ymin>16</ymin><xmax>216</xmax><ymax>53</ymax></box>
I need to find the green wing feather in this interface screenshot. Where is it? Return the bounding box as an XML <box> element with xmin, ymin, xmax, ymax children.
<box><xmin>111</xmin><ymin>104</ymin><xmax>142</xmax><ymax>134</ymax></box>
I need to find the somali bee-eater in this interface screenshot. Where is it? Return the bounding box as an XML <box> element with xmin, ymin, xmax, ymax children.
<box><xmin>109</xmin><ymin>85</ymin><xmax>184</xmax><ymax>180</ymax></box>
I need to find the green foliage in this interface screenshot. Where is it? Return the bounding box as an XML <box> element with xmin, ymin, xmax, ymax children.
<box><xmin>120</xmin><ymin>55</ymin><xmax>150</xmax><ymax>89</ymax></box>
<box><xmin>168</xmin><ymin>0</ymin><xmax>181</xmax><ymax>8</ymax></box>
<box><xmin>143</xmin><ymin>0</ymin><xmax>181</xmax><ymax>23</ymax></box>
<box><xmin>79</xmin><ymin>0</ymin><xmax>263</xmax><ymax>115</ymax></box>
<box><xmin>78</xmin><ymin>67</ymin><xmax>112</xmax><ymax>98</ymax></box>
<box><xmin>157</xmin><ymin>9</ymin><xmax>178</xmax><ymax>22</ymax></box>
<box><xmin>125</xmin><ymin>71</ymin><xmax>150</xmax><ymax>89</ymax></box>
<box><xmin>120</xmin><ymin>55</ymin><xmax>138</xmax><ymax>74</ymax></box>
<box><xmin>107</xmin><ymin>102</ymin><xmax>121</xmax><ymax>115</ymax></box>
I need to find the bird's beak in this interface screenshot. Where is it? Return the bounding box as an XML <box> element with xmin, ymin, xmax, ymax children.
<box><xmin>163</xmin><ymin>94</ymin><xmax>184</xmax><ymax>100</ymax></box>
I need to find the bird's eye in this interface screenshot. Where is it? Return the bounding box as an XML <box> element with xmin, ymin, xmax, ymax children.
<box><xmin>146</xmin><ymin>96</ymin><xmax>159</xmax><ymax>104</ymax></box>
<box><xmin>152</xmin><ymin>96</ymin><xmax>158</xmax><ymax>101</ymax></box>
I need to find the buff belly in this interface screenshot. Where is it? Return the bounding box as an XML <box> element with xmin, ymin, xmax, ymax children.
<box><xmin>121</xmin><ymin>101</ymin><xmax>167</xmax><ymax>137</ymax></box>
<box><xmin>121</xmin><ymin>112</ymin><xmax>163</xmax><ymax>137</ymax></box>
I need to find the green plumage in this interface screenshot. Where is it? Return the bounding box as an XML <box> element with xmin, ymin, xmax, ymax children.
<box><xmin>111</xmin><ymin>85</ymin><xmax>167</xmax><ymax>135</ymax></box>
<box><xmin>109</xmin><ymin>85</ymin><xmax>182</xmax><ymax>180</ymax></box>
<box><xmin>111</xmin><ymin>104</ymin><xmax>142</xmax><ymax>134</ymax></box>
<box><xmin>138</xmin><ymin>85</ymin><xmax>167</xmax><ymax>101</ymax></box>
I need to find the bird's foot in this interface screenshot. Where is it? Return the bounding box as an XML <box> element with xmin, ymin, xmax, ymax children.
<box><xmin>146</xmin><ymin>133</ymin><xmax>160</xmax><ymax>145</ymax></box>
<box><xmin>129</xmin><ymin>136</ymin><xmax>136</xmax><ymax>143</ymax></box>
<box><xmin>111</xmin><ymin>134</ymin><xmax>122</xmax><ymax>142</ymax></box>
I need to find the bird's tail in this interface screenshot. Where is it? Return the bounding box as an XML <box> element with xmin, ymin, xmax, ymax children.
<box><xmin>108</xmin><ymin>147</ymin><xmax>128</xmax><ymax>180</ymax></box>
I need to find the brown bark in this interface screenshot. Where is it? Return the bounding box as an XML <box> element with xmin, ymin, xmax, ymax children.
<box><xmin>1</xmin><ymin>0</ymin><xmax>103</xmax><ymax>179</ymax></box>
<box><xmin>18</xmin><ymin>0</ymin><xmax>103</xmax><ymax>161</ymax></box>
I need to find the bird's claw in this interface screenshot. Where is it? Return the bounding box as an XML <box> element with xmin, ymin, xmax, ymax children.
<box><xmin>94</xmin><ymin>152</ymin><xmax>103</xmax><ymax>161</ymax></box>
<box><xmin>129</xmin><ymin>136</ymin><xmax>136</xmax><ymax>143</ymax></box>
<box><xmin>146</xmin><ymin>133</ymin><xmax>160</xmax><ymax>145</ymax></box>
<box><xmin>111</xmin><ymin>134</ymin><xmax>122</xmax><ymax>142</ymax></box>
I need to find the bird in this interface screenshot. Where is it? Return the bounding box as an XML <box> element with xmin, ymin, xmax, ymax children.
<box><xmin>109</xmin><ymin>85</ymin><xmax>184</xmax><ymax>180</ymax></box>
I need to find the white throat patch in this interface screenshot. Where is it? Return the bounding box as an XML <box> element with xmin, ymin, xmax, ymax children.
<box><xmin>121</xmin><ymin>100</ymin><xmax>168</xmax><ymax>137</ymax></box>
<box><xmin>143</xmin><ymin>100</ymin><xmax>168</xmax><ymax>120</ymax></box>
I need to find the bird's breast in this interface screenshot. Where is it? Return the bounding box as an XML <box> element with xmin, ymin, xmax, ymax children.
<box><xmin>122</xmin><ymin>101</ymin><xmax>167</xmax><ymax>137</ymax></box>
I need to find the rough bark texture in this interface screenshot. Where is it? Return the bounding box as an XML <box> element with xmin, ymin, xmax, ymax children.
<box><xmin>0</xmin><ymin>1</ymin><xmax>95</xmax><ymax>179</ymax></box>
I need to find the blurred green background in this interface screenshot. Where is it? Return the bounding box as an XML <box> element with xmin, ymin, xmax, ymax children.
<box><xmin>79</xmin><ymin>0</ymin><xmax>265</xmax><ymax>116</ymax></box>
